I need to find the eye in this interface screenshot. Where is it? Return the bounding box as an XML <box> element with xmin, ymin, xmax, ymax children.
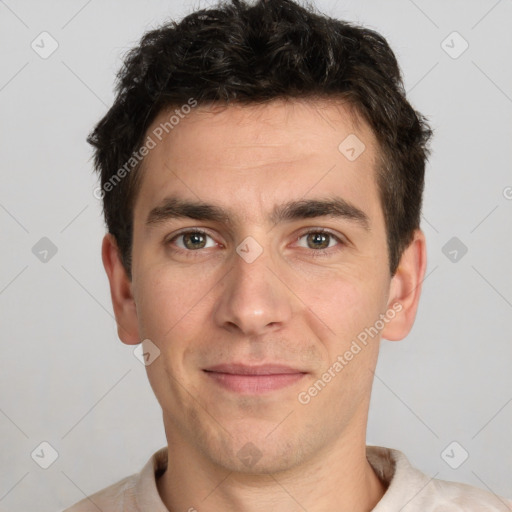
<box><xmin>296</xmin><ymin>229</ymin><xmax>341</xmax><ymax>250</ymax></box>
<box><xmin>170</xmin><ymin>230</ymin><xmax>217</xmax><ymax>250</ymax></box>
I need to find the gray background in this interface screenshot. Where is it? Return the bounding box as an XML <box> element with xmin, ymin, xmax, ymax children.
<box><xmin>1</xmin><ymin>0</ymin><xmax>511</xmax><ymax>510</ymax></box>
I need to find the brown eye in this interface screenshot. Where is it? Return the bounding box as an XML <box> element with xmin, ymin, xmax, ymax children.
<box><xmin>173</xmin><ymin>231</ymin><xmax>215</xmax><ymax>250</ymax></box>
<box><xmin>297</xmin><ymin>231</ymin><xmax>339</xmax><ymax>250</ymax></box>
<box><xmin>306</xmin><ymin>232</ymin><xmax>330</xmax><ymax>249</ymax></box>
<box><xmin>183</xmin><ymin>232</ymin><xmax>206</xmax><ymax>250</ymax></box>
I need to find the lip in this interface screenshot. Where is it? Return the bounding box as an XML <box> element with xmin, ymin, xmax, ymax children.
<box><xmin>205</xmin><ymin>363</ymin><xmax>304</xmax><ymax>375</ymax></box>
<box><xmin>203</xmin><ymin>364</ymin><xmax>307</xmax><ymax>393</ymax></box>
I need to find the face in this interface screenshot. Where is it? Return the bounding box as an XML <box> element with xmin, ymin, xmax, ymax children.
<box><xmin>107</xmin><ymin>98</ymin><xmax>424</xmax><ymax>474</ymax></box>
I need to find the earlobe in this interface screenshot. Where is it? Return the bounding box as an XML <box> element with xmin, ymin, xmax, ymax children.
<box><xmin>381</xmin><ymin>229</ymin><xmax>427</xmax><ymax>342</ymax></box>
<box><xmin>101</xmin><ymin>233</ymin><xmax>140</xmax><ymax>345</ymax></box>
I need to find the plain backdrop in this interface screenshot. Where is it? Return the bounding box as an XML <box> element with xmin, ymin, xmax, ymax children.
<box><xmin>1</xmin><ymin>0</ymin><xmax>511</xmax><ymax>510</ymax></box>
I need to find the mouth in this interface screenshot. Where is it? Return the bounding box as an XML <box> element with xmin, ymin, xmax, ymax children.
<box><xmin>203</xmin><ymin>364</ymin><xmax>307</xmax><ymax>394</ymax></box>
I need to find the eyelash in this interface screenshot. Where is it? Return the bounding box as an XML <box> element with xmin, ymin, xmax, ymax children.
<box><xmin>296</xmin><ymin>228</ymin><xmax>344</xmax><ymax>257</ymax></box>
<box><xmin>165</xmin><ymin>228</ymin><xmax>345</xmax><ymax>256</ymax></box>
<box><xmin>166</xmin><ymin>229</ymin><xmax>218</xmax><ymax>256</ymax></box>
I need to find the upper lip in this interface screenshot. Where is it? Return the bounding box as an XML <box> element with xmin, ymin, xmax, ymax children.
<box><xmin>204</xmin><ymin>364</ymin><xmax>305</xmax><ymax>375</ymax></box>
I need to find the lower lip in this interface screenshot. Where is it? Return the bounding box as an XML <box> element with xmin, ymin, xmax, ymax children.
<box><xmin>204</xmin><ymin>371</ymin><xmax>306</xmax><ymax>393</ymax></box>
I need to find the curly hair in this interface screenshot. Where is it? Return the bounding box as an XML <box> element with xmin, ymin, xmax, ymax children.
<box><xmin>87</xmin><ymin>0</ymin><xmax>432</xmax><ymax>279</ymax></box>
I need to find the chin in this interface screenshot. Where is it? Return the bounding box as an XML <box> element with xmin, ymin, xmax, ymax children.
<box><xmin>204</xmin><ymin>430</ymin><xmax>307</xmax><ymax>475</ymax></box>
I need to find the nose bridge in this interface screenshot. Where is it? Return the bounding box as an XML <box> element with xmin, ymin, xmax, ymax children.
<box><xmin>213</xmin><ymin>238</ymin><xmax>293</xmax><ymax>336</ymax></box>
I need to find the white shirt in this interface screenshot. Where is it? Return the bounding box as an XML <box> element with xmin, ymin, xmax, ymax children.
<box><xmin>63</xmin><ymin>445</ymin><xmax>512</xmax><ymax>511</ymax></box>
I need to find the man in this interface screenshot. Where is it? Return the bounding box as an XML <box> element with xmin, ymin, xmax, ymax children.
<box><xmin>65</xmin><ymin>0</ymin><xmax>511</xmax><ymax>510</ymax></box>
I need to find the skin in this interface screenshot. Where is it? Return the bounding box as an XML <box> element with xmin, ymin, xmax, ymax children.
<box><xmin>102</xmin><ymin>98</ymin><xmax>427</xmax><ymax>512</ymax></box>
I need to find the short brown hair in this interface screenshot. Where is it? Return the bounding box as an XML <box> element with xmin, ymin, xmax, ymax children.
<box><xmin>87</xmin><ymin>0</ymin><xmax>432</xmax><ymax>278</ymax></box>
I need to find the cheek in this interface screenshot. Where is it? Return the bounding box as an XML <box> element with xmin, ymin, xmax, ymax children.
<box><xmin>135</xmin><ymin>269</ymin><xmax>188</xmax><ymax>344</ymax></box>
<box><xmin>136</xmin><ymin>268</ymin><xmax>210</xmax><ymax>405</ymax></box>
<box><xmin>134</xmin><ymin>264</ymin><xmax>221</xmax><ymax>395</ymax></box>
<box><xmin>295</xmin><ymin>274</ymin><xmax>387</xmax><ymax>410</ymax></box>
<box><xmin>296</xmin><ymin>265</ymin><xmax>389</xmax><ymax>345</ymax></box>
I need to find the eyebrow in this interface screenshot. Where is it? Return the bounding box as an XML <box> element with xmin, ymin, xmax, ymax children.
<box><xmin>146</xmin><ymin>196</ymin><xmax>370</xmax><ymax>231</ymax></box>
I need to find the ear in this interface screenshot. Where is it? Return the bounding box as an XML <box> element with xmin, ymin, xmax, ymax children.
<box><xmin>381</xmin><ymin>229</ymin><xmax>427</xmax><ymax>341</ymax></box>
<box><xmin>101</xmin><ymin>233</ymin><xmax>140</xmax><ymax>345</ymax></box>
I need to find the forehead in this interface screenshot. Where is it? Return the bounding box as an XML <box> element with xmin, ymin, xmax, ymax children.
<box><xmin>133</xmin><ymin>98</ymin><xmax>381</xmax><ymax>225</ymax></box>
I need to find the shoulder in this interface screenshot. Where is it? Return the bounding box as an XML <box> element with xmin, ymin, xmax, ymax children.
<box><xmin>427</xmin><ymin>478</ymin><xmax>512</xmax><ymax>511</ymax></box>
<box><xmin>61</xmin><ymin>447</ymin><xmax>168</xmax><ymax>512</ymax></box>
<box><xmin>64</xmin><ymin>447</ymin><xmax>167</xmax><ymax>512</ymax></box>
<box><xmin>62</xmin><ymin>473</ymin><xmax>137</xmax><ymax>512</ymax></box>
<box><xmin>367</xmin><ymin>446</ymin><xmax>512</xmax><ymax>512</ymax></box>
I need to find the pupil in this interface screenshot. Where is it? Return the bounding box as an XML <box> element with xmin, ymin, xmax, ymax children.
<box><xmin>185</xmin><ymin>232</ymin><xmax>205</xmax><ymax>250</ymax></box>
<box><xmin>308</xmin><ymin>233</ymin><xmax>329</xmax><ymax>249</ymax></box>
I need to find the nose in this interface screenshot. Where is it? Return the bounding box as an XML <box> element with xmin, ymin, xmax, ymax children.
<box><xmin>213</xmin><ymin>244</ymin><xmax>293</xmax><ymax>337</ymax></box>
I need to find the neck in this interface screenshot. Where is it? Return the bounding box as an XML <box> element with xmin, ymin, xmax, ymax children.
<box><xmin>157</xmin><ymin>424</ymin><xmax>386</xmax><ymax>512</ymax></box>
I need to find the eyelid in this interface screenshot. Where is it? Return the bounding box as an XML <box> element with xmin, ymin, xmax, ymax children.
<box><xmin>295</xmin><ymin>227</ymin><xmax>346</xmax><ymax>245</ymax></box>
<box><xmin>164</xmin><ymin>226</ymin><xmax>347</xmax><ymax>253</ymax></box>
<box><xmin>165</xmin><ymin>228</ymin><xmax>219</xmax><ymax>248</ymax></box>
